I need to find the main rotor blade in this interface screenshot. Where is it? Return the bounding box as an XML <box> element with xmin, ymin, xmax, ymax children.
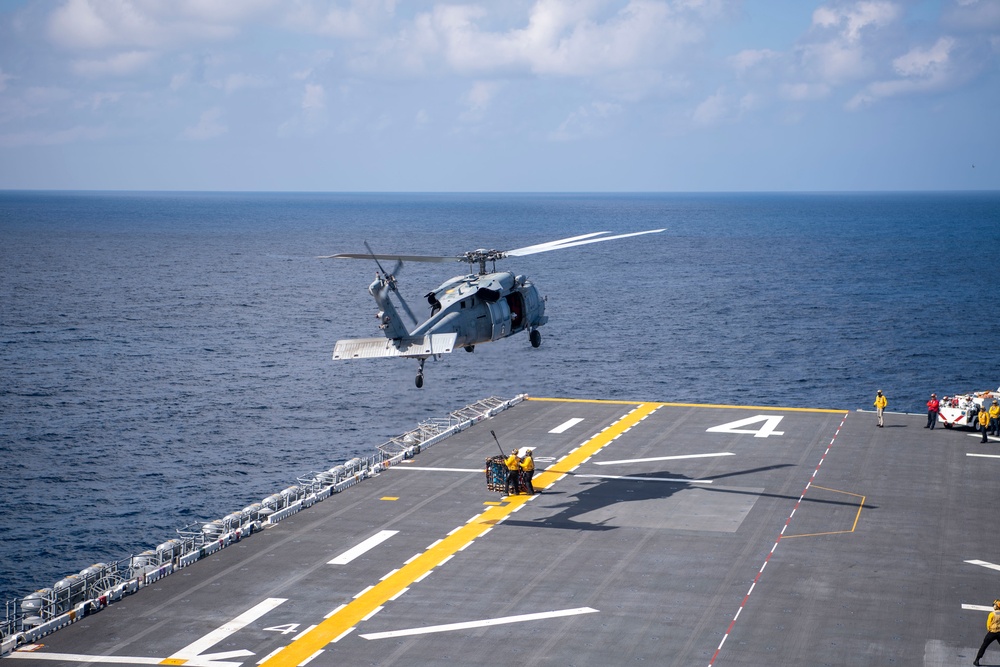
<box><xmin>505</xmin><ymin>229</ymin><xmax>665</xmax><ymax>257</ymax></box>
<box><xmin>318</xmin><ymin>252</ymin><xmax>461</xmax><ymax>263</ymax></box>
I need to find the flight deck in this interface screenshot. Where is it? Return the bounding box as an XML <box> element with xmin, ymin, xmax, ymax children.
<box><xmin>5</xmin><ymin>397</ymin><xmax>999</xmax><ymax>667</ymax></box>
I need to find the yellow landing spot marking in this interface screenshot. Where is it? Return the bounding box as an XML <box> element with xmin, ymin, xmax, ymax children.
<box><xmin>782</xmin><ymin>486</ymin><xmax>866</xmax><ymax>539</ymax></box>
<box><xmin>526</xmin><ymin>396</ymin><xmax>848</xmax><ymax>414</ymax></box>
<box><xmin>160</xmin><ymin>660</ymin><xmax>185</xmax><ymax>665</ymax></box>
<box><xmin>261</xmin><ymin>402</ymin><xmax>660</xmax><ymax>667</ymax></box>
<box><xmin>483</xmin><ymin>501</ymin><xmax>502</xmax><ymax>506</ymax></box>
<box><xmin>380</xmin><ymin>497</ymin><xmax>399</xmax><ymax>501</ymax></box>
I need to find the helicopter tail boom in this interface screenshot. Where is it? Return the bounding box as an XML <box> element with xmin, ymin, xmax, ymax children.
<box><xmin>333</xmin><ymin>333</ymin><xmax>458</xmax><ymax>360</ymax></box>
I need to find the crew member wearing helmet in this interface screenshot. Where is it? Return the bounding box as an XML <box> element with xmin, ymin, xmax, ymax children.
<box><xmin>519</xmin><ymin>449</ymin><xmax>536</xmax><ymax>494</ymax></box>
<box><xmin>504</xmin><ymin>449</ymin><xmax>521</xmax><ymax>496</ymax></box>
<box><xmin>989</xmin><ymin>399</ymin><xmax>999</xmax><ymax>437</ymax></box>
<box><xmin>974</xmin><ymin>599</ymin><xmax>1000</xmax><ymax>666</ymax></box>
<box><xmin>979</xmin><ymin>407</ymin><xmax>992</xmax><ymax>443</ymax></box>
<box><xmin>874</xmin><ymin>390</ymin><xmax>887</xmax><ymax>428</ymax></box>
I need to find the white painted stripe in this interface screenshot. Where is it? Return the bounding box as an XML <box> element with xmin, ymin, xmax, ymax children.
<box><xmin>963</xmin><ymin>604</ymin><xmax>995</xmax><ymax>612</ymax></box>
<box><xmin>594</xmin><ymin>452</ymin><xmax>734</xmax><ymax>466</ymax></box>
<box><xmin>967</xmin><ymin>453</ymin><xmax>1000</xmax><ymax>459</ymax></box>
<box><xmin>361</xmin><ymin>606</ymin><xmax>384</xmax><ymax>622</ymax></box>
<box><xmin>353</xmin><ymin>585</ymin><xmax>374</xmax><ymax>599</ymax></box>
<box><xmin>256</xmin><ymin>647</ymin><xmax>284</xmax><ymax>664</ymax></box>
<box><xmin>967</xmin><ymin>434</ymin><xmax>999</xmax><ymax>441</ymax></box>
<box><xmin>389</xmin><ymin>466</ymin><xmax>483</xmax><ymax>472</ymax></box>
<box><xmin>965</xmin><ymin>559</ymin><xmax>1000</xmax><ymax>572</ymax></box>
<box><xmin>388</xmin><ymin>587</ymin><xmax>409</xmax><ymax>601</ymax></box>
<box><xmin>575</xmin><ymin>474</ymin><xmax>712</xmax><ymax>484</ymax></box>
<box><xmin>328</xmin><ymin>530</ymin><xmax>398</xmax><ymax>565</ymax></box>
<box><xmin>324</xmin><ymin>604</ymin><xmax>346</xmax><ymax>619</ymax></box>
<box><xmin>298</xmin><ymin>649</ymin><xmax>323</xmax><ymax>666</ymax></box>
<box><xmin>550</xmin><ymin>418</ymin><xmax>584</xmax><ymax>434</ymax></box>
<box><xmin>168</xmin><ymin>598</ymin><xmax>286</xmax><ymax>662</ymax></box>
<box><xmin>7</xmin><ymin>653</ymin><xmax>163</xmax><ymax>664</ymax></box>
<box><xmin>379</xmin><ymin>568</ymin><xmax>399</xmax><ymax>581</ymax></box>
<box><xmin>330</xmin><ymin>627</ymin><xmax>355</xmax><ymax>643</ymax></box>
<box><xmin>359</xmin><ymin>607</ymin><xmax>598</xmax><ymax>640</ymax></box>
<box><xmin>292</xmin><ymin>625</ymin><xmax>317</xmax><ymax>641</ymax></box>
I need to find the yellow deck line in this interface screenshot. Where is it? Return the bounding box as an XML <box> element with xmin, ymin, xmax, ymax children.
<box><xmin>259</xmin><ymin>402</ymin><xmax>661</xmax><ymax>667</ymax></box>
<box><xmin>526</xmin><ymin>396</ymin><xmax>848</xmax><ymax>414</ymax></box>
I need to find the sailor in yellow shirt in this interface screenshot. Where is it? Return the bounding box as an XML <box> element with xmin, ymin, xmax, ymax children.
<box><xmin>979</xmin><ymin>407</ymin><xmax>992</xmax><ymax>443</ymax></box>
<box><xmin>519</xmin><ymin>449</ymin><xmax>536</xmax><ymax>494</ymax></box>
<box><xmin>504</xmin><ymin>449</ymin><xmax>521</xmax><ymax>495</ymax></box>
<box><xmin>874</xmin><ymin>390</ymin><xmax>887</xmax><ymax>427</ymax></box>
<box><xmin>989</xmin><ymin>399</ymin><xmax>999</xmax><ymax>437</ymax></box>
<box><xmin>973</xmin><ymin>599</ymin><xmax>1000</xmax><ymax>665</ymax></box>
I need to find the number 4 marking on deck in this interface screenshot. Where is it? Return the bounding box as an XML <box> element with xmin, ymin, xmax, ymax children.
<box><xmin>263</xmin><ymin>624</ymin><xmax>300</xmax><ymax>635</ymax></box>
<box><xmin>707</xmin><ymin>415</ymin><xmax>785</xmax><ymax>438</ymax></box>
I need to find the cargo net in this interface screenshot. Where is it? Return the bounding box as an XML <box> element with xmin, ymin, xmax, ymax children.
<box><xmin>485</xmin><ymin>456</ymin><xmax>529</xmax><ymax>494</ymax></box>
<box><xmin>485</xmin><ymin>456</ymin><xmax>508</xmax><ymax>493</ymax></box>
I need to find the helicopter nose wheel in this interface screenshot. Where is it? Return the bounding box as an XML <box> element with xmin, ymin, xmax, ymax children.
<box><xmin>415</xmin><ymin>358</ymin><xmax>425</xmax><ymax>388</ymax></box>
<box><xmin>529</xmin><ymin>329</ymin><xmax>541</xmax><ymax>348</ymax></box>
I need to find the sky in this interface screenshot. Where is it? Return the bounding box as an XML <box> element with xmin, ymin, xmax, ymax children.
<box><xmin>0</xmin><ymin>0</ymin><xmax>997</xmax><ymax>191</ymax></box>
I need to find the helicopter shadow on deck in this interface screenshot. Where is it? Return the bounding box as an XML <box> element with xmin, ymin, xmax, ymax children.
<box><xmin>501</xmin><ymin>465</ymin><xmax>878</xmax><ymax>533</ymax></box>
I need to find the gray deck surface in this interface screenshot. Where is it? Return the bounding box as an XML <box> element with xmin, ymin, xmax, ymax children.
<box><xmin>7</xmin><ymin>397</ymin><xmax>1000</xmax><ymax>667</ymax></box>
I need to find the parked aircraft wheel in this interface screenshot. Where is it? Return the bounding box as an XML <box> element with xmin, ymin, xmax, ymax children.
<box><xmin>465</xmin><ymin>345</ymin><xmax>475</xmax><ymax>353</ymax></box>
<box><xmin>530</xmin><ymin>329</ymin><xmax>541</xmax><ymax>348</ymax></box>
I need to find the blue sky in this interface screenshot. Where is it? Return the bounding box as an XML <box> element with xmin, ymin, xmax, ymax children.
<box><xmin>0</xmin><ymin>0</ymin><xmax>997</xmax><ymax>191</ymax></box>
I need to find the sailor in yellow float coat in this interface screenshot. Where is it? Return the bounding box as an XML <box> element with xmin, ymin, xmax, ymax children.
<box><xmin>989</xmin><ymin>400</ymin><xmax>999</xmax><ymax>436</ymax></box>
<box><xmin>973</xmin><ymin>599</ymin><xmax>1000</xmax><ymax>665</ymax></box>
<box><xmin>504</xmin><ymin>450</ymin><xmax>521</xmax><ymax>495</ymax></box>
<box><xmin>979</xmin><ymin>407</ymin><xmax>992</xmax><ymax>443</ymax></box>
<box><xmin>519</xmin><ymin>449</ymin><xmax>536</xmax><ymax>494</ymax></box>
<box><xmin>874</xmin><ymin>390</ymin><xmax>887</xmax><ymax>427</ymax></box>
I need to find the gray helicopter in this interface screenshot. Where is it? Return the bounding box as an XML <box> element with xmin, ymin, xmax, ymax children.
<box><xmin>322</xmin><ymin>229</ymin><xmax>664</xmax><ymax>387</ymax></box>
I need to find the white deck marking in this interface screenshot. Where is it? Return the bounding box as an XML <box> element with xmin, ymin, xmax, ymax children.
<box><xmin>707</xmin><ymin>415</ymin><xmax>784</xmax><ymax>438</ymax></box>
<box><xmin>9</xmin><ymin>653</ymin><xmax>163</xmax><ymax>664</ymax></box>
<box><xmin>963</xmin><ymin>604</ymin><xmax>995</xmax><ymax>612</ymax></box>
<box><xmin>166</xmin><ymin>598</ymin><xmax>287</xmax><ymax>666</ymax></box>
<box><xmin>967</xmin><ymin>453</ymin><xmax>1000</xmax><ymax>458</ymax></box>
<box><xmin>594</xmin><ymin>452</ymin><xmax>734</xmax><ymax>466</ymax></box>
<box><xmin>550</xmin><ymin>418</ymin><xmax>584</xmax><ymax>434</ymax></box>
<box><xmin>575</xmin><ymin>474</ymin><xmax>712</xmax><ymax>484</ymax></box>
<box><xmin>388</xmin><ymin>466</ymin><xmax>482</xmax><ymax>472</ymax></box>
<box><xmin>328</xmin><ymin>530</ymin><xmax>398</xmax><ymax>565</ymax></box>
<box><xmin>358</xmin><ymin>607</ymin><xmax>598</xmax><ymax>640</ymax></box>
<box><xmin>965</xmin><ymin>559</ymin><xmax>1000</xmax><ymax>572</ymax></box>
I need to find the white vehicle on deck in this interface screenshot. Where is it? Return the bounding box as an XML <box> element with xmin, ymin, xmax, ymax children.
<box><xmin>938</xmin><ymin>387</ymin><xmax>999</xmax><ymax>428</ymax></box>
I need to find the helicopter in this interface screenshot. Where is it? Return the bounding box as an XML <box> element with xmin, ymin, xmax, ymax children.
<box><xmin>322</xmin><ymin>229</ymin><xmax>664</xmax><ymax>387</ymax></box>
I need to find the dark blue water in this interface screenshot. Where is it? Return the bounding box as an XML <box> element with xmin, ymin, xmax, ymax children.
<box><xmin>2</xmin><ymin>191</ymin><xmax>998</xmax><ymax>603</ymax></box>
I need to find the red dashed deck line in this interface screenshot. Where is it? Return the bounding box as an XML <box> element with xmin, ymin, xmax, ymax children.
<box><xmin>707</xmin><ymin>412</ymin><xmax>849</xmax><ymax>666</ymax></box>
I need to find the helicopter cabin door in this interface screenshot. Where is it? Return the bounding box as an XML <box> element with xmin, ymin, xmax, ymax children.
<box><xmin>505</xmin><ymin>291</ymin><xmax>525</xmax><ymax>333</ymax></box>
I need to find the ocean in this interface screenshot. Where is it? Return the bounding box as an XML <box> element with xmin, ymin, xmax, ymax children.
<box><xmin>1</xmin><ymin>191</ymin><xmax>998</xmax><ymax>604</ymax></box>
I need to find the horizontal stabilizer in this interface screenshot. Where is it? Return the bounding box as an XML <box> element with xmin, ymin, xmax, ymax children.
<box><xmin>333</xmin><ymin>333</ymin><xmax>458</xmax><ymax>360</ymax></box>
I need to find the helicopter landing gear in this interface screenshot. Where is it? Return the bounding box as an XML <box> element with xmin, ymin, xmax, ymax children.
<box><xmin>464</xmin><ymin>345</ymin><xmax>475</xmax><ymax>353</ymax></box>
<box><xmin>415</xmin><ymin>358</ymin><xmax>425</xmax><ymax>388</ymax></box>
<box><xmin>529</xmin><ymin>329</ymin><xmax>541</xmax><ymax>348</ymax></box>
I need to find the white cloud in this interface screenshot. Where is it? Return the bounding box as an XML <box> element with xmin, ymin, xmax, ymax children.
<box><xmin>811</xmin><ymin>1</ymin><xmax>901</xmax><ymax>43</ymax></box>
<box><xmin>0</xmin><ymin>67</ymin><xmax>12</xmax><ymax>92</ymax></box>
<box><xmin>380</xmin><ymin>0</ymin><xmax>719</xmax><ymax>81</ymax></box>
<box><xmin>71</xmin><ymin>50</ymin><xmax>156</xmax><ymax>77</ymax></box>
<box><xmin>549</xmin><ymin>100</ymin><xmax>622</xmax><ymax>140</ymax></box>
<box><xmin>219</xmin><ymin>73</ymin><xmax>269</xmax><ymax>94</ymax></box>
<box><xmin>846</xmin><ymin>36</ymin><xmax>959</xmax><ymax>109</ymax></box>
<box><xmin>460</xmin><ymin>80</ymin><xmax>502</xmax><ymax>122</ymax></box>
<box><xmin>283</xmin><ymin>0</ymin><xmax>396</xmax><ymax>38</ymax></box>
<box><xmin>180</xmin><ymin>107</ymin><xmax>227</xmax><ymax>140</ymax></box>
<box><xmin>302</xmin><ymin>83</ymin><xmax>326</xmax><ymax>112</ymax></box>
<box><xmin>47</xmin><ymin>0</ymin><xmax>275</xmax><ymax>51</ymax></box>
<box><xmin>730</xmin><ymin>48</ymin><xmax>779</xmax><ymax>75</ymax></box>
<box><xmin>691</xmin><ymin>88</ymin><xmax>730</xmax><ymax>126</ymax></box>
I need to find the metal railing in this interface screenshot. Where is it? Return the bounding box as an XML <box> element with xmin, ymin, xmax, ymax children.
<box><xmin>0</xmin><ymin>395</ymin><xmax>523</xmax><ymax>652</ymax></box>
